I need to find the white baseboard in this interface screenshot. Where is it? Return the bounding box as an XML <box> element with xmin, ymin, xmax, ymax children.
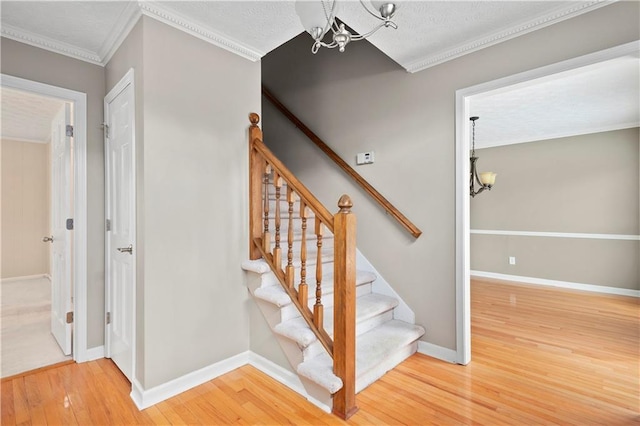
<box><xmin>77</xmin><ymin>345</ymin><xmax>105</xmax><ymax>363</ymax></box>
<box><xmin>130</xmin><ymin>351</ymin><xmax>250</xmax><ymax>410</ymax></box>
<box><xmin>1</xmin><ymin>274</ymin><xmax>49</xmax><ymax>283</ymax></box>
<box><xmin>248</xmin><ymin>352</ymin><xmax>331</xmax><ymax>413</ymax></box>
<box><xmin>471</xmin><ymin>271</ymin><xmax>640</xmax><ymax>298</ymax></box>
<box><xmin>417</xmin><ymin>341</ymin><xmax>458</xmax><ymax>364</ymax></box>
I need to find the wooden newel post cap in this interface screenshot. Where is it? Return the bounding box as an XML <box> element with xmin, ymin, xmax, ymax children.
<box><xmin>338</xmin><ymin>194</ymin><xmax>353</xmax><ymax>213</ymax></box>
<box><xmin>249</xmin><ymin>113</ymin><xmax>260</xmax><ymax>127</ymax></box>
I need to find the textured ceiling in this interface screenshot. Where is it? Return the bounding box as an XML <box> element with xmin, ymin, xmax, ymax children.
<box><xmin>470</xmin><ymin>54</ymin><xmax>640</xmax><ymax>148</ymax></box>
<box><xmin>1</xmin><ymin>1</ymin><xmax>635</xmax><ymax>146</ymax></box>
<box><xmin>1</xmin><ymin>87</ymin><xmax>66</xmax><ymax>143</ymax></box>
<box><xmin>0</xmin><ymin>1</ymin><xmax>610</xmax><ymax>70</ymax></box>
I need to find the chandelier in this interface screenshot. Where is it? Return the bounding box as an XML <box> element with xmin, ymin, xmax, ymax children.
<box><xmin>469</xmin><ymin>117</ymin><xmax>497</xmax><ymax>197</ymax></box>
<box><xmin>295</xmin><ymin>0</ymin><xmax>398</xmax><ymax>54</ymax></box>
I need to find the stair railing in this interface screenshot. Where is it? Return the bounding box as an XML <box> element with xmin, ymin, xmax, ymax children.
<box><xmin>249</xmin><ymin>113</ymin><xmax>358</xmax><ymax>419</ymax></box>
<box><xmin>262</xmin><ymin>85</ymin><xmax>422</xmax><ymax>239</ymax></box>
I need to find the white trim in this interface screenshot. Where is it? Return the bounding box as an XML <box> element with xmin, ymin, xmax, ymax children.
<box><xmin>455</xmin><ymin>41</ymin><xmax>640</xmax><ymax>368</ymax></box>
<box><xmin>407</xmin><ymin>1</ymin><xmax>611</xmax><ymax>73</ymax></box>
<box><xmin>99</xmin><ymin>2</ymin><xmax>143</xmax><ymax>65</ymax></box>
<box><xmin>477</xmin><ymin>121</ymin><xmax>640</xmax><ymax>149</ymax></box>
<box><xmin>1</xmin><ymin>73</ymin><xmax>89</xmax><ymax>365</ymax></box>
<box><xmin>1</xmin><ymin>274</ymin><xmax>49</xmax><ymax>283</ymax></box>
<box><xmin>104</xmin><ymin>68</ymin><xmax>137</xmax><ymax>382</ymax></box>
<box><xmin>0</xmin><ymin>24</ymin><xmax>102</xmax><ymax>65</ymax></box>
<box><xmin>0</xmin><ymin>136</ymin><xmax>49</xmax><ymax>144</ymax></box>
<box><xmin>471</xmin><ymin>271</ymin><xmax>640</xmax><ymax>298</ymax></box>
<box><xmin>471</xmin><ymin>229</ymin><xmax>640</xmax><ymax>241</ymax></box>
<box><xmin>356</xmin><ymin>250</ymin><xmax>415</xmax><ymax>324</ymax></box>
<box><xmin>248</xmin><ymin>353</ymin><xmax>331</xmax><ymax>413</ymax></box>
<box><xmin>417</xmin><ymin>342</ymin><xmax>458</xmax><ymax>364</ymax></box>
<box><xmin>138</xmin><ymin>1</ymin><xmax>262</xmax><ymax>62</ymax></box>
<box><xmin>84</xmin><ymin>345</ymin><xmax>105</xmax><ymax>361</ymax></box>
<box><xmin>130</xmin><ymin>351</ymin><xmax>250</xmax><ymax>410</ymax></box>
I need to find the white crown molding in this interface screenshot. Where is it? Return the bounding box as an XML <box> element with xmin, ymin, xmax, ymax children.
<box><xmin>1</xmin><ymin>1</ymin><xmax>262</xmax><ymax>68</ymax></box>
<box><xmin>477</xmin><ymin>122</ymin><xmax>640</xmax><ymax>149</ymax></box>
<box><xmin>99</xmin><ymin>1</ymin><xmax>143</xmax><ymax>65</ymax></box>
<box><xmin>1</xmin><ymin>23</ymin><xmax>103</xmax><ymax>66</ymax></box>
<box><xmin>406</xmin><ymin>1</ymin><xmax>613</xmax><ymax>73</ymax></box>
<box><xmin>138</xmin><ymin>1</ymin><xmax>263</xmax><ymax>62</ymax></box>
<box><xmin>0</xmin><ymin>135</ymin><xmax>48</xmax><ymax>144</ymax></box>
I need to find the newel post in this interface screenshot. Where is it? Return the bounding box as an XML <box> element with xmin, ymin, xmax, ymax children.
<box><xmin>332</xmin><ymin>194</ymin><xmax>358</xmax><ymax>419</ymax></box>
<box><xmin>249</xmin><ymin>113</ymin><xmax>263</xmax><ymax>260</ymax></box>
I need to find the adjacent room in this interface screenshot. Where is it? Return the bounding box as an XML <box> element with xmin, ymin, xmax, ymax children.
<box><xmin>1</xmin><ymin>86</ymin><xmax>74</xmax><ymax>378</ymax></box>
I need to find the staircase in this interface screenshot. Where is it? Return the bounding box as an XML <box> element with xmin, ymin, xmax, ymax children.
<box><xmin>243</xmin><ymin>113</ymin><xmax>425</xmax><ymax>418</ymax></box>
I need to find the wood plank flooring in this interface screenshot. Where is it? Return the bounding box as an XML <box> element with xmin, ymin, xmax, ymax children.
<box><xmin>1</xmin><ymin>279</ymin><xmax>638</xmax><ymax>425</ymax></box>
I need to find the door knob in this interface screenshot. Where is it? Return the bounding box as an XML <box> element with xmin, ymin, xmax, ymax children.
<box><xmin>117</xmin><ymin>244</ymin><xmax>133</xmax><ymax>254</ymax></box>
<box><xmin>42</xmin><ymin>236</ymin><xmax>54</xmax><ymax>243</ymax></box>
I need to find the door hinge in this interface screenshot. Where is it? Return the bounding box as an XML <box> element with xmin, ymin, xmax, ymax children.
<box><xmin>66</xmin><ymin>218</ymin><xmax>74</xmax><ymax>230</ymax></box>
<box><xmin>102</xmin><ymin>122</ymin><xmax>110</xmax><ymax>138</ymax></box>
<box><xmin>66</xmin><ymin>311</ymin><xmax>74</xmax><ymax>324</ymax></box>
<box><xmin>66</xmin><ymin>124</ymin><xmax>74</xmax><ymax>137</ymax></box>
<box><xmin>106</xmin><ymin>219</ymin><xmax>111</xmax><ymax>231</ymax></box>
<box><xmin>106</xmin><ymin>312</ymin><xmax>111</xmax><ymax>325</ymax></box>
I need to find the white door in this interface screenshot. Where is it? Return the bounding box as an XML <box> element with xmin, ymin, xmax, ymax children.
<box><xmin>105</xmin><ymin>71</ymin><xmax>136</xmax><ymax>381</ymax></box>
<box><xmin>50</xmin><ymin>104</ymin><xmax>73</xmax><ymax>355</ymax></box>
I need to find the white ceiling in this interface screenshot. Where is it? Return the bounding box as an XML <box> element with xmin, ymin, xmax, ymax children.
<box><xmin>470</xmin><ymin>54</ymin><xmax>640</xmax><ymax>148</ymax></box>
<box><xmin>0</xmin><ymin>1</ymin><xmax>611</xmax><ymax>70</ymax></box>
<box><xmin>1</xmin><ymin>1</ymin><xmax>636</xmax><ymax>146</ymax></box>
<box><xmin>1</xmin><ymin>87</ymin><xmax>65</xmax><ymax>143</ymax></box>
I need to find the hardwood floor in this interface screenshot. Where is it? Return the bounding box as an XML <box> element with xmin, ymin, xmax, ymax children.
<box><xmin>1</xmin><ymin>279</ymin><xmax>638</xmax><ymax>425</ymax></box>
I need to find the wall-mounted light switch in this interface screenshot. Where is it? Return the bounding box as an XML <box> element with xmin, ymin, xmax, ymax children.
<box><xmin>509</xmin><ymin>256</ymin><xmax>516</xmax><ymax>265</ymax></box>
<box><xmin>356</xmin><ymin>151</ymin><xmax>375</xmax><ymax>165</ymax></box>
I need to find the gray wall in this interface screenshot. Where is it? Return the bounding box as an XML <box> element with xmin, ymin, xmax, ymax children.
<box><xmin>1</xmin><ymin>38</ymin><xmax>106</xmax><ymax>348</ymax></box>
<box><xmin>262</xmin><ymin>1</ymin><xmax>640</xmax><ymax>350</ymax></box>
<box><xmin>471</xmin><ymin>128</ymin><xmax>639</xmax><ymax>290</ymax></box>
<box><xmin>106</xmin><ymin>17</ymin><xmax>261</xmax><ymax>389</ymax></box>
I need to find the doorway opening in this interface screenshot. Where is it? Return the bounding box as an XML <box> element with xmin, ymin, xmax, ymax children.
<box><xmin>1</xmin><ymin>74</ymin><xmax>89</xmax><ymax>376</ymax></box>
<box><xmin>454</xmin><ymin>40</ymin><xmax>640</xmax><ymax>364</ymax></box>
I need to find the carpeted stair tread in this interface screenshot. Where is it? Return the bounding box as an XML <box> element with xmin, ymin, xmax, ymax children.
<box><xmin>297</xmin><ymin>320</ymin><xmax>426</xmax><ymax>394</ymax></box>
<box><xmin>254</xmin><ymin>270</ymin><xmax>377</xmax><ymax>307</ymax></box>
<box><xmin>274</xmin><ymin>293</ymin><xmax>398</xmax><ymax>347</ymax></box>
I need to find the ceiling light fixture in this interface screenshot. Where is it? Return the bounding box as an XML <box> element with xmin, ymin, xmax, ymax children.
<box><xmin>469</xmin><ymin>116</ymin><xmax>497</xmax><ymax>197</ymax></box>
<box><xmin>295</xmin><ymin>0</ymin><xmax>398</xmax><ymax>54</ymax></box>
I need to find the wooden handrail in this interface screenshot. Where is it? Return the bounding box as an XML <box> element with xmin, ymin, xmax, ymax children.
<box><xmin>248</xmin><ymin>113</ymin><xmax>358</xmax><ymax>419</ymax></box>
<box><xmin>262</xmin><ymin>85</ymin><xmax>422</xmax><ymax>239</ymax></box>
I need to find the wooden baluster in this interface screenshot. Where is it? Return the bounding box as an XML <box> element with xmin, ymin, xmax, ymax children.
<box><xmin>263</xmin><ymin>164</ymin><xmax>271</xmax><ymax>253</ymax></box>
<box><xmin>333</xmin><ymin>195</ymin><xmax>358</xmax><ymax>420</ymax></box>
<box><xmin>298</xmin><ymin>200</ymin><xmax>308</xmax><ymax>305</ymax></box>
<box><xmin>273</xmin><ymin>173</ymin><xmax>283</xmax><ymax>267</ymax></box>
<box><xmin>314</xmin><ymin>218</ymin><xmax>324</xmax><ymax>329</ymax></box>
<box><xmin>285</xmin><ymin>187</ymin><xmax>295</xmax><ymax>288</ymax></box>
<box><xmin>248</xmin><ymin>113</ymin><xmax>262</xmax><ymax>260</ymax></box>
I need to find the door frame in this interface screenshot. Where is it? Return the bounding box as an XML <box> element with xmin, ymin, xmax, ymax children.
<box><xmin>1</xmin><ymin>73</ymin><xmax>89</xmax><ymax>361</ymax></box>
<box><xmin>453</xmin><ymin>40</ymin><xmax>640</xmax><ymax>365</ymax></box>
<box><xmin>104</xmin><ymin>68</ymin><xmax>137</xmax><ymax>382</ymax></box>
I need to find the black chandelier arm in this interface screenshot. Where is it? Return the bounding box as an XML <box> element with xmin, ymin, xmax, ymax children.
<box><xmin>470</xmin><ymin>156</ymin><xmax>492</xmax><ymax>198</ymax></box>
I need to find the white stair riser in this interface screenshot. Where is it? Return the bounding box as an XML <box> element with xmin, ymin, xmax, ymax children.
<box><xmin>279</xmin><ymin>283</ymin><xmax>373</xmax><ymax>322</ymax></box>
<box><xmin>268</xmin><ymin>238</ymin><xmax>334</xmax><ymax>256</ymax></box>
<box><xmin>302</xmin><ymin>310</ymin><xmax>394</xmax><ymax>360</ymax></box>
<box><xmin>356</xmin><ymin>341</ymin><xmax>418</xmax><ymax>394</ymax></box>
